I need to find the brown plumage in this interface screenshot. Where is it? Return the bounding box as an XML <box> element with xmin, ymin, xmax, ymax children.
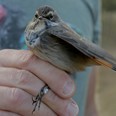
<box><xmin>25</xmin><ymin>5</ymin><xmax>116</xmax><ymax>73</ymax></box>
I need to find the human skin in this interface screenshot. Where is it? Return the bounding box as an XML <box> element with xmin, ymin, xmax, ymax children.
<box><xmin>0</xmin><ymin>49</ymin><xmax>79</xmax><ymax>116</ymax></box>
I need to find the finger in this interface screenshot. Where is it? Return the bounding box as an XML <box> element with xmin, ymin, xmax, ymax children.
<box><xmin>0</xmin><ymin>67</ymin><xmax>79</xmax><ymax>116</ymax></box>
<box><xmin>0</xmin><ymin>49</ymin><xmax>75</xmax><ymax>98</ymax></box>
<box><xmin>0</xmin><ymin>67</ymin><xmax>44</xmax><ymax>96</ymax></box>
<box><xmin>44</xmin><ymin>91</ymin><xmax>79</xmax><ymax>116</ymax></box>
<box><xmin>0</xmin><ymin>86</ymin><xmax>56</xmax><ymax>116</ymax></box>
<box><xmin>0</xmin><ymin>110</ymin><xmax>21</xmax><ymax>116</ymax></box>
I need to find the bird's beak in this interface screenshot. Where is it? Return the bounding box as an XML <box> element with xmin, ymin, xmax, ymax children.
<box><xmin>39</xmin><ymin>16</ymin><xmax>43</xmax><ymax>20</ymax></box>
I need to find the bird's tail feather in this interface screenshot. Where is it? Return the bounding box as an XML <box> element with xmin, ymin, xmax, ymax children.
<box><xmin>93</xmin><ymin>58</ymin><xmax>116</xmax><ymax>71</ymax></box>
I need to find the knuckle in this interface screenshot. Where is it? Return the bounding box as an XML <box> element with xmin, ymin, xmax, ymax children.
<box><xmin>59</xmin><ymin>104</ymin><xmax>68</xmax><ymax>116</ymax></box>
<box><xmin>0</xmin><ymin>49</ymin><xmax>12</xmax><ymax>58</ymax></box>
<box><xmin>47</xmin><ymin>91</ymin><xmax>58</xmax><ymax>103</ymax></box>
<box><xmin>16</xmin><ymin>70</ymin><xmax>31</xmax><ymax>85</ymax></box>
<box><xmin>18</xmin><ymin>51</ymin><xmax>36</xmax><ymax>68</ymax></box>
<box><xmin>0</xmin><ymin>49</ymin><xmax>9</xmax><ymax>53</ymax></box>
<box><xmin>0</xmin><ymin>49</ymin><xmax>16</xmax><ymax>55</ymax></box>
<box><xmin>58</xmin><ymin>102</ymin><xmax>70</xmax><ymax>116</ymax></box>
<box><xmin>8</xmin><ymin>88</ymin><xmax>24</xmax><ymax>106</ymax></box>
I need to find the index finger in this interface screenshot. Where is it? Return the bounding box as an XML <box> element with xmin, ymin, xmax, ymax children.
<box><xmin>0</xmin><ymin>49</ymin><xmax>76</xmax><ymax>98</ymax></box>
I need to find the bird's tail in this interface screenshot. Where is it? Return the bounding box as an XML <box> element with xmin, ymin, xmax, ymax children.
<box><xmin>92</xmin><ymin>55</ymin><xmax>116</xmax><ymax>71</ymax></box>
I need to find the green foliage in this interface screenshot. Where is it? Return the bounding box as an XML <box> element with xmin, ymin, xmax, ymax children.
<box><xmin>103</xmin><ymin>0</ymin><xmax>116</xmax><ymax>11</ymax></box>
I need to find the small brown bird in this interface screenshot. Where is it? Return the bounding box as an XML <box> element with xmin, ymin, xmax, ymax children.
<box><xmin>25</xmin><ymin>5</ymin><xmax>116</xmax><ymax>73</ymax></box>
<box><xmin>25</xmin><ymin>5</ymin><xmax>116</xmax><ymax>112</ymax></box>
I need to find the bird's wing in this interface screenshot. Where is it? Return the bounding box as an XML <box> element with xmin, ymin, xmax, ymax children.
<box><xmin>46</xmin><ymin>22</ymin><xmax>116</xmax><ymax>71</ymax></box>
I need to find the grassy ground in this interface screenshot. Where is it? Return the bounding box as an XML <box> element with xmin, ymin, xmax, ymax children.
<box><xmin>96</xmin><ymin>12</ymin><xmax>116</xmax><ymax>116</ymax></box>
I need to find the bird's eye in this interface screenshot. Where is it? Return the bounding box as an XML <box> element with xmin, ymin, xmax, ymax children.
<box><xmin>48</xmin><ymin>14</ymin><xmax>53</xmax><ymax>20</ymax></box>
<box><xmin>35</xmin><ymin>13</ymin><xmax>39</xmax><ymax>18</ymax></box>
<box><xmin>46</xmin><ymin>12</ymin><xmax>54</xmax><ymax>20</ymax></box>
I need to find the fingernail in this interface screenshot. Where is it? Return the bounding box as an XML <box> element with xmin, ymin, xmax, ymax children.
<box><xmin>66</xmin><ymin>101</ymin><xmax>79</xmax><ymax>116</ymax></box>
<box><xmin>63</xmin><ymin>80</ymin><xmax>74</xmax><ymax>96</ymax></box>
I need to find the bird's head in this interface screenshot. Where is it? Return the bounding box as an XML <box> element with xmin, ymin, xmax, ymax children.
<box><xmin>35</xmin><ymin>5</ymin><xmax>60</xmax><ymax>23</ymax></box>
<box><xmin>25</xmin><ymin>5</ymin><xmax>60</xmax><ymax>48</ymax></box>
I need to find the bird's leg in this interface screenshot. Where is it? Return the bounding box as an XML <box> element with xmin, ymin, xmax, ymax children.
<box><xmin>32</xmin><ymin>84</ymin><xmax>49</xmax><ymax>113</ymax></box>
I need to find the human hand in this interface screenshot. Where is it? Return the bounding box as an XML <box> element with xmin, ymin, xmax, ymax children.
<box><xmin>0</xmin><ymin>49</ymin><xmax>79</xmax><ymax>116</ymax></box>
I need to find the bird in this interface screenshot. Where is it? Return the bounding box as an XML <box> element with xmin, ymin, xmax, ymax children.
<box><xmin>25</xmin><ymin>5</ymin><xmax>116</xmax><ymax>73</ymax></box>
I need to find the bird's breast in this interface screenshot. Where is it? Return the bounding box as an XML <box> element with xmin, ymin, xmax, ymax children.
<box><xmin>35</xmin><ymin>21</ymin><xmax>46</xmax><ymax>33</ymax></box>
<box><xmin>25</xmin><ymin>20</ymin><xmax>47</xmax><ymax>48</ymax></box>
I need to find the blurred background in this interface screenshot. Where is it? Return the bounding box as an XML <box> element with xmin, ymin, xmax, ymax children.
<box><xmin>96</xmin><ymin>0</ymin><xmax>116</xmax><ymax>116</ymax></box>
